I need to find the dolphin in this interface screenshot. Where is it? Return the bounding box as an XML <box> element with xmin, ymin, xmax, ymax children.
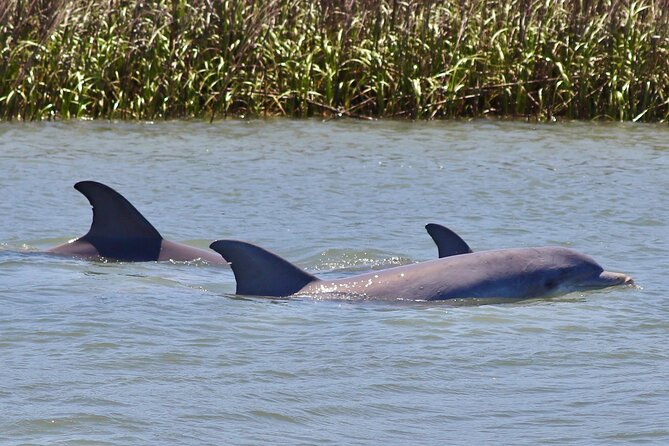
<box><xmin>47</xmin><ymin>181</ymin><xmax>225</xmax><ymax>263</ymax></box>
<box><xmin>208</xmin><ymin>234</ymin><xmax>633</xmax><ymax>302</ymax></box>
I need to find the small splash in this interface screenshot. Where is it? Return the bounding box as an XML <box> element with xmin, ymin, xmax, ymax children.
<box><xmin>167</xmin><ymin>257</ymin><xmax>218</xmax><ymax>267</ymax></box>
<box><xmin>308</xmin><ymin>248</ymin><xmax>412</xmax><ymax>273</ymax></box>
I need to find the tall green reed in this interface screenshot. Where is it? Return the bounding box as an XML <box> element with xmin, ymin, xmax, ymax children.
<box><xmin>1</xmin><ymin>0</ymin><xmax>668</xmax><ymax>121</ymax></box>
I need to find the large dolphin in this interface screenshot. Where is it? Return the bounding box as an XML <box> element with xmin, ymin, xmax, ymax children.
<box><xmin>47</xmin><ymin>181</ymin><xmax>225</xmax><ymax>263</ymax></box>
<box><xmin>209</xmin><ymin>230</ymin><xmax>633</xmax><ymax>302</ymax></box>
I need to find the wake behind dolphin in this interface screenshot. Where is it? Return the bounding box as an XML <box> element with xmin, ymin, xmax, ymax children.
<box><xmin>47</xmin><ymin>181</ymin><xmax>225</xmax><ymax>263</ymax></box>
<box><xmin>209</xmin><ymin>226</ymin><xmax>633</xmax><ymax>302</ymax></box>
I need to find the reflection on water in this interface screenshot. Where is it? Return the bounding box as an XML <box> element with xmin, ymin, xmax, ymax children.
<box><xmin>1</xmin><ymin>120</ymin><xmax>668</xmax><ymax>445</ymax></box>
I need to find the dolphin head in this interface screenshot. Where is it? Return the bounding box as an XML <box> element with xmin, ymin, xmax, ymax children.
<box><xmin>525</xmin><ymin>247</ymin><xmax>633</xmax><ymax>298</ymax></box>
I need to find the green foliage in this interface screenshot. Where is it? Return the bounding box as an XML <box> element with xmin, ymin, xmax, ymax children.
<box><xmin>1</xmin><ymin>0</ymin><xmax>668</xmax><ymax>121</ymax></box>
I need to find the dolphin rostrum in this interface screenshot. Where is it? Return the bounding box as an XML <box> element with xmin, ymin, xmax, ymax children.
<box><xmin>47</xmin><ymin>181</ymin><xmax>225</xmax><ymax>263</ymax></box>
<box><xmin>209</xmin><ymin>232</ymin><xmax>633</xmax><ymax>301</ymax></box>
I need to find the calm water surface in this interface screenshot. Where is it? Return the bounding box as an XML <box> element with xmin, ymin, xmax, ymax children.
<box><xmin>1</xmin><ymin>120</ymin><xmax>668</xmax><ymax>445</ymax></box>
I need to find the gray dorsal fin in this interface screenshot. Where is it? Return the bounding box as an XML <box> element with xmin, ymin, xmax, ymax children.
<box><xmin>209</xmin><ymin>240</ymin><xmax>318</xmax><ymax>297</ymax></box>
<box><xmin>75</xmin><ymin>181</ymin><xmax>163</xmax><ymax>261</ymax></box>
<box><xmin>425</xmin><ymin>223</ymin><xmax>473</xmax><ymax>258</ymax></box>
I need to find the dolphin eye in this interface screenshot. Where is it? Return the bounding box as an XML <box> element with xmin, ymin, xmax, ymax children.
<box><xmin>544</xmin><ymin>279</ymin><xmax>557</xmax><ymax>290</ymax></box>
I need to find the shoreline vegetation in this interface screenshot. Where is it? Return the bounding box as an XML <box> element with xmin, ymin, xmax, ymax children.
<box><xmin>1</xmin><ymin>0</ymin><xmax>668</xmax><ymax>122</ymax></box>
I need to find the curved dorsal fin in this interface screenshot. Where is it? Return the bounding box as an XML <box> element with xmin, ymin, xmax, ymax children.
<box><xmin>75</xmin><ymin>181</ymin><xmax>163</xmax><ymax>261</ymax></box>
<box><xmin>209</xmin><ymin>240</ymin><xmax>317</xmax><ymax>297</ymax></box>
<box><xmin>425</xmin><ymin>223</ymin><xmax>473</xmax><ymax>258</ymax></box>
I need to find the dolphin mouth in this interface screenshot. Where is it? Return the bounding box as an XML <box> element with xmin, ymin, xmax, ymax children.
<box><xmin>593</xmin><ymin>271</ymin><xmax>634</xmax><ymax>287</ymax></box>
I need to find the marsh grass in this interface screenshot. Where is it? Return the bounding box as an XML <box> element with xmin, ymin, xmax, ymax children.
<box><xmin>1</xmin><ymin>0</ymin><xmax>668</xmax><ymax>121</ymax></box>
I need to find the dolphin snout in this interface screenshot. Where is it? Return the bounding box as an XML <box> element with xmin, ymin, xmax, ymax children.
<box><xmin>598</xmin><ymin>271</ymin><xmax>634</xmax><ymax>286</ymax></box>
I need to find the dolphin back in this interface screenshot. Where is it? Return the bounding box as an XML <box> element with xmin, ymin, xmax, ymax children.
<box><xmin>425</xmin><ymin>223</ymin><xmax>473</xmax><ymax>258</ymax></box>
<box><xmin>75</xmin><ymin>181</ymin><xmax>163</xmax><ymax>261</ymax></box>
<box><xmin>209</xmin><ymin>240</ymin><xmax>318</xmax><ymax>297</ymax></box>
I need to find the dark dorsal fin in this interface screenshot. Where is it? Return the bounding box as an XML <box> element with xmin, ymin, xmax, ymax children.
<box><xmin>75</xmin><ymin>181</ymin><xmax>163</xmax><ymax>261</ymax></box>
<box><xmin>209</xmin><ymin>240</ymin><xmax>317</xmax><ymax>297</ymax></box>
<box><xmin>425</xmin><ymin>223</ymin><xmax>473</xmax><ymax>258</ymax></box>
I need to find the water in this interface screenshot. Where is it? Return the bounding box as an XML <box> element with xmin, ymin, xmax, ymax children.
<box><xmin>1</xmin><ymin>119</ymin><xmax>668</xmax><ymax>445</ymax></box>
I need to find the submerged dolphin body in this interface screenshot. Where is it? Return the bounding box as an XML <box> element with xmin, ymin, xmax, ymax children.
<box><xmin>48</xmin><ymin>181</ymin><xmax>225</xmax><ymax>263</ymax></box>
<box><xmin>209</xmin><ymin>232</ymin><xmax>633</xmax><ymax>301</ymax></box>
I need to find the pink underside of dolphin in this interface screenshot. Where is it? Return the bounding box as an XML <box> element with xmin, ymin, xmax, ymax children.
<box><xmin>48</xmin><ymin>238</ymin><xmax>224</xmax><ymax>263</ymax></box>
